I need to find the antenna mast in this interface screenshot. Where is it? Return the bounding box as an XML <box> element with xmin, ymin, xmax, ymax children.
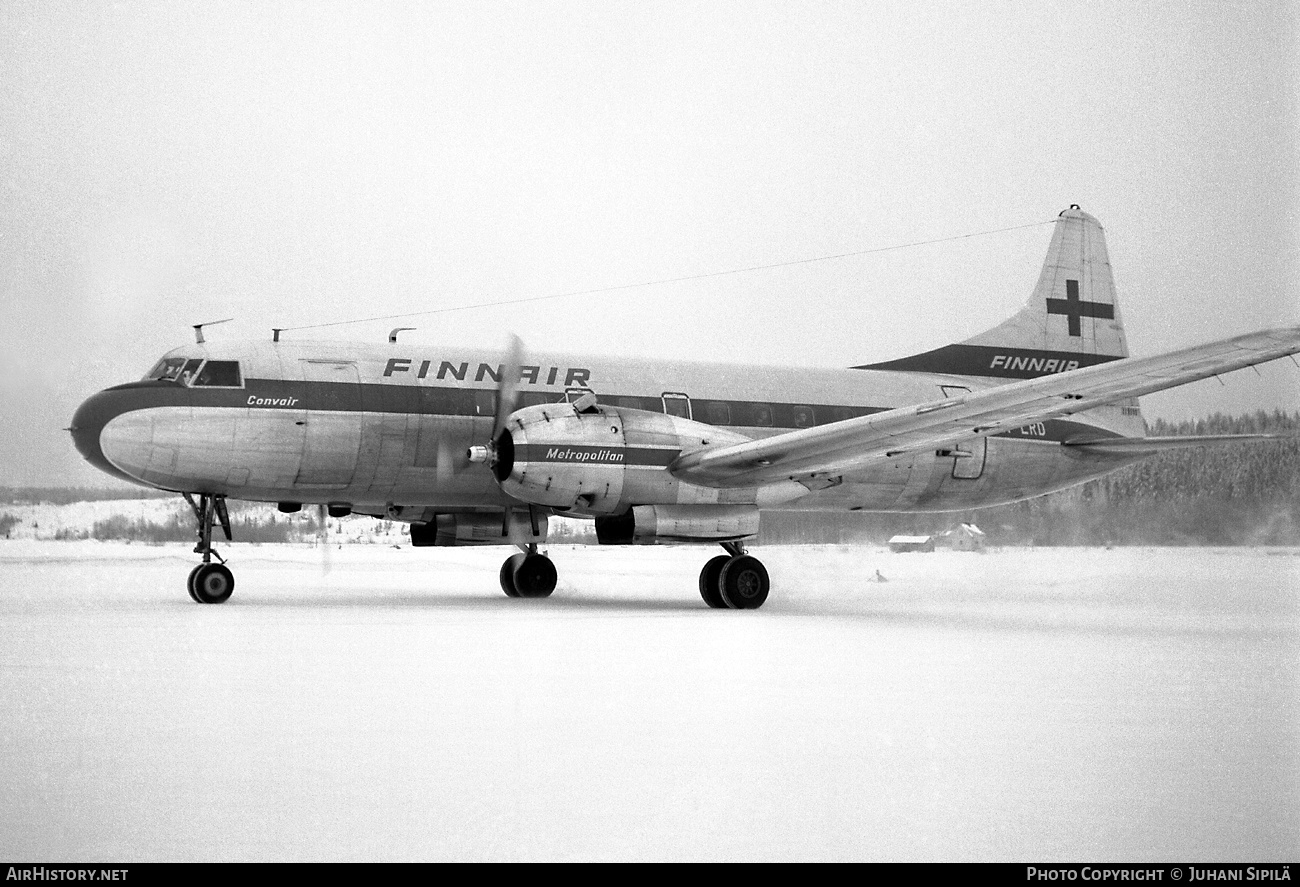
<box><xmin>193</xmin><ymin>318</ymin><xmax>234</xmax><ymax>344</ymax></box>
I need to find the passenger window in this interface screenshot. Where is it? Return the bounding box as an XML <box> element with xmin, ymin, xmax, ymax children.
<box><xmin>628</xmin><ymin>396</ymin><xmax>662</xmax><ymax>411</ymax></box>
<box><xmin>702</xmin><ymin>401</ymin><xmax>731</xmax><ymax>425</ymax></box>
<box><xmin>516</xmin><ymin>392</ymin><xmax>552</xmax><ymax>408</ymax></box>
<box><xmin>192</xmin><ymin>360</ymin><xmax>242</xmax><ymax>387</ymax></box>
<box><xmin>791</xmin><ymin>406</ymin><xmax>815</xmax><ymax>428</ymax></box>
<box><xmin>748</xmin><ymin>403</ymin><xmax>773</xmax><ymax>427</ymax></box>
<box><xmin>662</xmin><ymin>393</ymin><xmax>691</xmax><ymax>419</ymax></box>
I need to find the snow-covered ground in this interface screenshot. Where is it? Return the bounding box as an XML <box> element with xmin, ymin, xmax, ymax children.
<box><xmin>0</xmin><ymin>541</ymin><xmax>1296</xmax><ymax>861</ymax></box>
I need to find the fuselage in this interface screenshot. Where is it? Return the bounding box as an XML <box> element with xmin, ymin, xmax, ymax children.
<box><xmin>70</xmin><ymin>338</ymin><xmax>1147</xmax><ymax>520</ymax></box>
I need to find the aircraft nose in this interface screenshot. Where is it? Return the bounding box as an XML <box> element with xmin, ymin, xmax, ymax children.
<box><xmin>69</xmin><ymin>388</ymin><xmax>138</xmax><ymax>484</ymax></box>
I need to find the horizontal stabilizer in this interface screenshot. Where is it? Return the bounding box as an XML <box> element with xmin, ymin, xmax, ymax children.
<box><xmin>1063</xmin><ymin>433</ymin><xmax>1294</xmax><ymax>456</ymax></box>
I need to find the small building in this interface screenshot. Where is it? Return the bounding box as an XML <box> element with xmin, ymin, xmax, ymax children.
<box><xmin>888</xmin><ymin>534</ymin><xmax>935</xmax><ymax>553</ymax></box>
<box><xmin>940</xmin><ymin>523</ymin><xmax>986</xmax><ymax>551</ymax></box>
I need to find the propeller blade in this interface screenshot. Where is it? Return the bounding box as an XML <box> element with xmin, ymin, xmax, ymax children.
<box><xmin>436</xmin><ymin>437</ymin><xmax>470</xmax><ymax>485</ymax></box>
<box><xmin>316</xmin><ymin>503</ymin><xmax>331</xmax><ymax>575</ymax></box>
<box><xmin>436</xmin><ymin>438</ymin><xmax>453</xmax><ymax>485</ymax></box>
<box><xmin>492</xmin><ymin>333</ymin><xmax>525</xmax><ymax>440</ymax></box>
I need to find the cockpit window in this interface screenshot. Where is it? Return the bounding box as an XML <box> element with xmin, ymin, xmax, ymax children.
<box><xmin>145</xmin><ymin>357</ymin><xmax>188</xmax><ymax>382</ymax></box>
<box><xmin>143</xmin><ymin>357</ymin><xmax>242</xmax><ymax>387</ymax></box>
<box><xmin>192</xmin><ymin>360</ymin><xmax>242</xmax><ymax>387</ymax></box>
<box><xmin>178</xmin><ymin>359</ymin><xmax>203</xmax><ymax>385</ymax></box>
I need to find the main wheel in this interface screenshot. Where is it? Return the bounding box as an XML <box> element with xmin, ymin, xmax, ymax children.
<box><xmin>191</xmin><ymin>563</ymin><xmax>235</xmax><ymax>604</ymax></box>
<box><xmin>186</xmin><ymin>564</ymin><xmax>203</xmax><ymax>603</ymax></box>
<box><xmin>512</xmin><ymin>553</ymin><xmax>557</xmax><ymax>598</ymax></box>
<box><xmin>499</xmin><ymin>553</ymin><xmax>525</xmax><ymax>597</ymax></box>
<box><xmin>698</xmin><ymin>555</ymin><xmax>730</xmax><ymax>609</ymax></box>
<box><xmin>719</xmin><ymin>555</ymin><xmax>769</xmax><ymax>610</ymax></box>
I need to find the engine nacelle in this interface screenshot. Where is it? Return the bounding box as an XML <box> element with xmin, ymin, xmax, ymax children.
<box><xmin>409</xmin><ymin>511</ymin><xmax>548</xmax><ymax>547</ymax></box>
<box><xmin>594</xmin><ymin>505</ymin><xmax>760</xmax><ymax>545</ymax></box>
<box><xmin>492</xmin><ymin>402</ymin><xmax>751</xmax><ymax>515</ymax></box>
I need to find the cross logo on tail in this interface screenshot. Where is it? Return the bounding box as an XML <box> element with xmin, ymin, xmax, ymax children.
<box><xmin>1047</xmin><ymin>279</ymin><xmax>1114</xmax><ymax>337</ymax></box>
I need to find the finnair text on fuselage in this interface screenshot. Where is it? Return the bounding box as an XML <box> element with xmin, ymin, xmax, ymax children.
<box><xmin>384</xmin><ymin>358</ymin><xmax>592</xmax><ymax>387</ymax></box>
<box><xmin>989</xmin><ymin>355</ymin><xmax>1080</xmax><ymax>374</ymax></box>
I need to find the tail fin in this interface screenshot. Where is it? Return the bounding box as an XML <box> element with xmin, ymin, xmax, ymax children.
<box><xmin>856</xmin><ymin>206</ymin><xmax>1129</xmax><ymax>379</ymax></box>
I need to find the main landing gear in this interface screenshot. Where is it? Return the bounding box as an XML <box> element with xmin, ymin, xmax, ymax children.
<box><xmin>496</xmin><ymin>540</ymin><xmax>768</xmax><ymax>607</ymax></box>
<box><xmin>699</xmin><ymin>541</ymin><xmax>770</xmax><ymax>610</ymax></box>
<box><xmin>499</xmin><ymin>544</ymin><xmax>558</xmax><ymax>598</ymax></box>
<box><xmin>183</xmin><ymin>493</ymin><xmax>234</xmax><ymax>604</ymax></box>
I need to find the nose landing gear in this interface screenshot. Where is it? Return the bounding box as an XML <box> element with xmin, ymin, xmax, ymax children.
<box><xmin>187</xmin><ymin>561</ymin><xmax>235</xmax><ymax>604</ymax></box>
<box><xmin>183</xmin><ymin>493</ymin><xmax>234</xmax><ymax>604</ymax></box>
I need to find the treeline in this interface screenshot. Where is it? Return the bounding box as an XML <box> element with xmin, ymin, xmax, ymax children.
<box><xmin>55</xmin><ymin>501</ymin><xmax>328</xmax><ymax>544</ymax></box>
<box><xmin>1147</xmin><ymin>409</ymin><xmax>1298</xmax><ymax>437</ymax></box>
<box><xmin>760</xmin><ymin>410</ymin><xmax>1300</xmax><ymax>546</ymax></box>
<box><xmin>84</xmin><ymin>511</ymin><xmax>323</xmax><ymax>544</ymax></box>
<box><xmin>0</xmin><ymin>486</ymin><xmax>173</xmax><ymax>506</ymax></box>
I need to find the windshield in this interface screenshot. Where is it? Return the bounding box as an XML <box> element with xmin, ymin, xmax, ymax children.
<box><xmin>143</xmin><ymin>357</ymin><xmax>203</xmax><ymax>384</ymax></box>
<box><xmin>193</xmin><ymin>360</ymin><xmax>242</xmax><ymax>387</ymax></box>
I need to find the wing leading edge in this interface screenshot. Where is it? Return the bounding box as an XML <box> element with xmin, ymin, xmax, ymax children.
<box><xmin>669</xmin><ymin>326</ymin><xmax>1300</xmax><ymax>489</ymax></box>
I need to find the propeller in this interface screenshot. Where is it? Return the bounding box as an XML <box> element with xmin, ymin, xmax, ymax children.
<box><xmin>467</xmin><ymin>333</ymin><xmax>524</xmax><ymax>477</ymax></box>
<box><xmin>465</xmin><ymin>335</ymin><xmax>545</xmax><ymax>551</ymax></box>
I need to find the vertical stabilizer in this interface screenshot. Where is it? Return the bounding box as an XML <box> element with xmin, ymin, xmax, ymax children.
<box><xmin>856</xmin><ymin>206</ymin><xmax>1129</xmax><ymax>379</ymax></box>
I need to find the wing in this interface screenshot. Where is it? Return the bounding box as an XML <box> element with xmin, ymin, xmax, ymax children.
<box><xmin>670</xmin><ymin>326</ymin><xmax>1300</xmax><ymax>488</ymax></box>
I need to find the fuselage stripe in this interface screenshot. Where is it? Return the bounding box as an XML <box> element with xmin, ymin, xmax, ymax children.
<box><xmin>515</xmin><ymin>444</ymin><xmax>680</xmax><ymax>466</ymax></box>
<box><xmin>95</xmin><ymin>378</ymin><xmax>1121</xmax><ymax>442</ymax></box>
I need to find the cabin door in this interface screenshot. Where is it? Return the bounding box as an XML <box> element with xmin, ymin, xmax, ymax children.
<box><xmin>295</xmin><ymin>360</ymin><xmax>361</xmax><ymax>487</ymax></box>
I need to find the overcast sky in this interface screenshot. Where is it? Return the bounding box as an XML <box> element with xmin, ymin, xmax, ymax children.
<box><xmin>2</xmin><ymin>1</ymin><xmax>1296</xmax><ymax>487</ymax></box>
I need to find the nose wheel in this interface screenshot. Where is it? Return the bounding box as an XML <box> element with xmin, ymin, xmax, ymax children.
<box><xmin>699</xmin><ymin>543</ymin><xmax>769</xmax><ymax>609</ymax></box>
<box><xmin>183</xmin><ymin>492</ymin><xmax>234</xmax><ymax>604</ymax></box>
<box><xmin>187</xmin><ymin>562</ymin><xmax>235</xmax><ymax>604</ymax></box>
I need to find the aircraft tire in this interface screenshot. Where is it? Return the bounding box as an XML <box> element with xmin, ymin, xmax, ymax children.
<box><xmin>500</xmin><ymin>554</ymin><xmax>525</xmax><ymax>597</ymax></box>
<box><xmin>512</xmin><ymin>553</ymin><xmax>557</xmax><ymax>598</ymax></box>
<box><xmin>186</xmin><ymin>564</ymin><xmax>203</xmax><ymax>603</ymax></box>
<box><xmin>192</xmin><ymin>563</ymin><xmax>235</xmax><ymax>604</ymax></box>
<box><xmin>698</xmin><ymin>555</ymin><xmax>730</xmax><ymax>609</ymax></box>
<box><xmin>719</xmin><ymin>555</ymin><xmax>769</xmax><ymax>610</ymax></box>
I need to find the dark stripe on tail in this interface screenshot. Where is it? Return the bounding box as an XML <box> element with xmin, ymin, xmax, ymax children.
<box><xmin>853</xmin><ymin>344</ymin><xmax>1122</xmax><ymax>379</ymax></box>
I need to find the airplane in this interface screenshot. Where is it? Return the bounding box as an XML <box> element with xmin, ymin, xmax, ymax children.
<box><xmin>69</xmin><ymin>206</ymin><xmax>1300</xmax><ymax>608</ymax></box>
